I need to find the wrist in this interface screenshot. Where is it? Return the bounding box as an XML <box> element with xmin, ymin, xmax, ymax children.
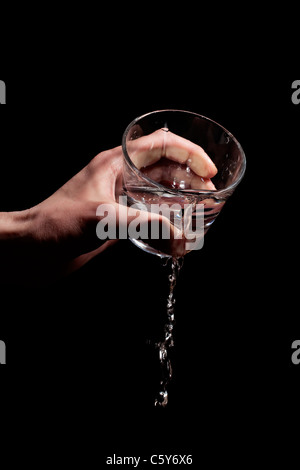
<box><xmin>0</xmin><ymin>209</ymin><xmax>34</xmax><ymax>241</ymax></box>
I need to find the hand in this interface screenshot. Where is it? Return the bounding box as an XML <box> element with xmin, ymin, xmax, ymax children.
<box><xmin>0</xmin><ymin>132</ymin><xmax>217</xmax><ymax>285</ymax></box>
<box><xmin>128</xmin><ymin>129</ymin><xmax>217</xmax><ymax>190</ymax></box>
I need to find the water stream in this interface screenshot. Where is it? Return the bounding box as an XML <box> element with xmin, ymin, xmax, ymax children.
<box><xmin>154</xmin><ymin>256</ymin><xmax>184</xmax><ymax>407</ymax></box>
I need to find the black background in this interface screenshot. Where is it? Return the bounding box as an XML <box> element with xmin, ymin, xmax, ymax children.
<box><xmin>0</xmin><ymin>10</ymin><xmax>299</xmax><ymax>467</ymax></box>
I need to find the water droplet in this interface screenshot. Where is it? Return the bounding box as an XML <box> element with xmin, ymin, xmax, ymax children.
<box><xmin>154</xmin><ymin>390</ymin><xmax>168</xmax><ymax>407</ymax></box>
<box><xmin>159</xmin><ymin>345</ymin><xmax>168</xmax><ymax>362</ymax></box>
<box><xmin>152</xmin><ymin>257</ymin><xmax>184</xmax><ymax>406</ymax></box>
<box><xmin>168</xmin><ymin>313</ymin><xmax>175</xmax><ymax>322</ymax></box>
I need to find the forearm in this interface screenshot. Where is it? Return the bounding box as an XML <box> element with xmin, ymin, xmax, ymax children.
<box><xmin>0</xmin><ymin>204</ymin><xmax>103</xmax><ymax>286</ymax></box>
<box><xmin>0</xmin><ymin>206</ymin><xmax>77</xmax><ymax>285</ymax></box>
<box><xmin>0</xmin><ymin>210</ymin><xmax>32</xmax><ymax>241</ymax></box>
<box><xmin>0</xmin><ymin>209</ymin><xmax>36</xmax><ymax>284</ymax></box>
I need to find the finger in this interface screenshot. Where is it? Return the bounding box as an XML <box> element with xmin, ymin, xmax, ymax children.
<box><xmin>116</xmin><ymin>202</ymin><xmax>189</xmax><ymax>257</ymax></box>
<box><xmin>142</xmin><ymin>159</ymin><xmax>217</xmax><ymax>190</ymax></box>
<box><xmin>115</xmin><ymin>201</ymin><xmax>181</xmax><ymax>236</ymax></box>
<box><xmin>97</xmin><ymin>201</ymin><xmax>189</xmax><ymax>257</ymax></box>
<box><xmin>128</xmin><ymin>129</ymin><xmax>217</xmax><ymax>178</ymax></box>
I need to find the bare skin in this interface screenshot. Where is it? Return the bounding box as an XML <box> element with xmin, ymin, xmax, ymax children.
<box><xmin>0</xmin><ymin>131</ymin><xmax>217</xmax><ymax>285</ymax></box>
<box><xmin>128</xmin><ymin>130</ymin><xmax>217</xmax><ymax>190</ymax></box>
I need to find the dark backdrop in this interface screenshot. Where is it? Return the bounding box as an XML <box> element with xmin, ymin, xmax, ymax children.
<box><xmin>0</xmin><ymin>26</ymin><xmax>299</xmax><ymax>466</ymax></box>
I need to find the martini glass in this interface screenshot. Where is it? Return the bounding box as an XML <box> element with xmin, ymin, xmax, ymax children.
<box><xmin>121</xmin><ymin>110</ymin><xmax>246</xmax><ymax>405</ymax></box>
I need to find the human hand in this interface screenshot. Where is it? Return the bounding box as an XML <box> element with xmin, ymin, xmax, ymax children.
<box><xmin>0</xmin><ymin>131</ymin><xmax>217</xmax><ymax>285</ymax></box>
<box><xmin>127</xmin><ymin>129</ymin><xmax>217</xmax><ymax>190</ymax></box>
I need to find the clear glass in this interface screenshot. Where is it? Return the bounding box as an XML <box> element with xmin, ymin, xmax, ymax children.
<box><xmin>120</xmin><ymin>110</ymin><xmax>246</xmax><ymax>406</ymax></box>
<box><xmin>122</xmin><ymin>109</ymin><xmax>246</xmax><ymax>258</ymax></box>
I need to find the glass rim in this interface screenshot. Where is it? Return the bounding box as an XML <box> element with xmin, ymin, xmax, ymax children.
<box><xmin>122</xmin><ymin>109</ymin><xmax>246</xmax><ymax>197</ymax></box>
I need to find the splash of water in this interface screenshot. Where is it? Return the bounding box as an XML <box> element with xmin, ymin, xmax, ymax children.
<box><xmin>154</xmin><ymin>256</ymin><xmax>184</xmax><ymax>407</ymax></box>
